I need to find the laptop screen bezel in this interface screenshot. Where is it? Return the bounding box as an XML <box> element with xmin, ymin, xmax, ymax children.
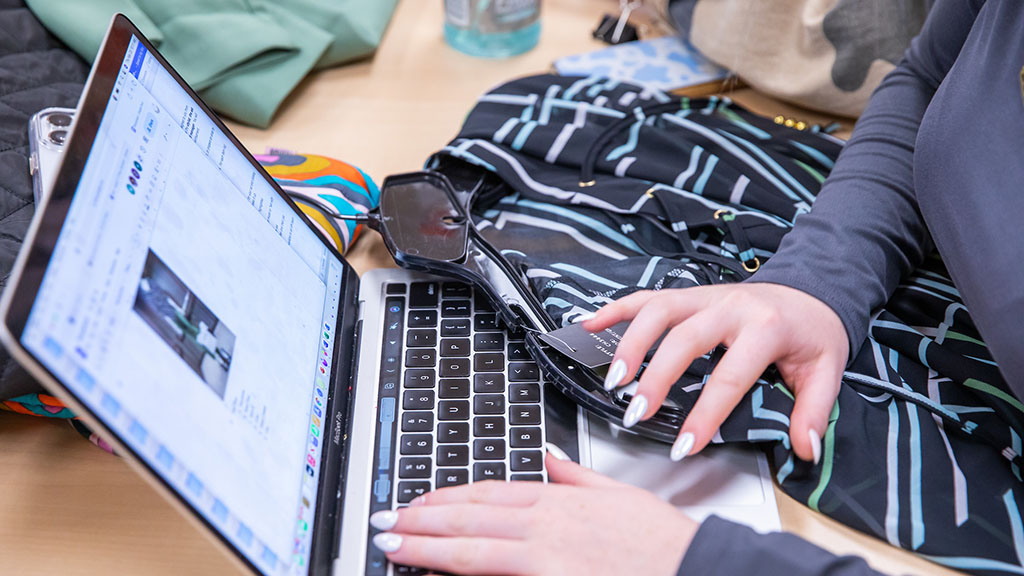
<box><xmin>1</xmin><ymin>14</ymin><xmax>355</xmax><ymax>575</ymax></box>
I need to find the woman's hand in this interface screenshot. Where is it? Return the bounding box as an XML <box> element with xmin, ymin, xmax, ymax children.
<box><xmin>581</xmin><ymin>283</ymin><xmax>848</xmax><ymax>464</ymax></box>
<box><xmin>370</xmin><ymin>450</ymin><xmax>698</xmax><ymax>575</ymax></box>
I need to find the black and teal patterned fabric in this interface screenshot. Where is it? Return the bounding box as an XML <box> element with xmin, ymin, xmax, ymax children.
<box><xmin>431</xmin><ymin>74</ymin><xmax>1024</xmax><ymax>575</ymax></box>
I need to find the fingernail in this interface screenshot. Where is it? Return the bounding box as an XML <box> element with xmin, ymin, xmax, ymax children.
<box><xmin>809</xmin><ymin>428</ymin><xmax>822</xmax><ymax>465</ymax></box>
<box><xmin>369</xmin><ymin>510</ymin><xmax>398</xmax><ymax>531</ymax></box>
<box><xmin>670</xmin><ymin>432</ymin><xmax>695</xmax><ymax>462</ymax></box>
<box><xmin>545</xmin><ymin>442</ymin><xmax>571</xmax><ymax>461</ymax></box>
<box><xmin>622</xmin><ymin>393</ymin><xmax>647</xmax><ymax>428</ymax></box>
<box><xmin>572</xmin><ymin>311</ymin><xmax>596</xmax><ymax>324</ymax></box>
<box><xmin>372</xmin><ymin>532</ymin><xmax>403</xmax><ymax>553</ymax></box>
<box><xmin>604</xmin><ymin>359</ymin><xmax>627</xmax><ymax>391</ymax></box>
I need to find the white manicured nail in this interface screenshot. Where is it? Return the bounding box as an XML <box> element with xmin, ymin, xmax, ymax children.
<box><xmin>809</xmin><ymin>428</ymin><xmax>822</xmax><ymax>465</ymax></box>
<box><xmin>572</xmin><ymin>312</ymin><xmax>596</xmax><ymax>324</ymax></box>
<box><xmin>372</xmin><ymin>532</ymin><xmax>403</xmax><ymax>553</ymax></box>
<box><xmin>369</xmin><ymin>510</ymin><xmax>398</xmax><ymax>531</ymax></box>
<box><xmin>670</xmin><ymin>432</ymin><xmax>695</xmax><ymax>462</ymax></box>
<box><xmin>545</xmin><ymin>442</ymin><xmax>571</xmax><ymax>461</ymax></box>
<box><xmin>622</xmin><ymin>394</ymin><xmax>647</xmax><ymax>428</ymax></box>
<box><xmin>604</xmin><ymin>359</ymin><xmax>627</xmax><ymax>391</ymax></box>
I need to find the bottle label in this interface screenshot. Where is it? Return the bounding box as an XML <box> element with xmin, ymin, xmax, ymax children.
<box><xmin>445</xmin><ymin>0</ymin><xmax>539</xmax><ymax>33</ymax></box>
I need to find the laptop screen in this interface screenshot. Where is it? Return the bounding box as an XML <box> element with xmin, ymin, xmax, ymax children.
<box><xmin>19</xmin><ymin>34</ymin><xmax>342</xmax><ymax>576</ymax></box>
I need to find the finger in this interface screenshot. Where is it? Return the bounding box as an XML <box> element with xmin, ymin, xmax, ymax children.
<box><xmin>678</xmin><ymin>335</ymin><xmax>776</xmax><ymax>455</ymax></box>
<box><xmin>787</xmin><ymin>360</ymin><xmax>843</xmax><ymax>464</ymax></box>
<box><xmin>386</xmin><ymin>504</ymin><xmax>532</xmax><ymax>539</ymax></box>
<box><xmin>581</xmin><ymin>290</ymin><xmax>658</xmax><ymax>332</ymax></box>
<box><xmin>378</xmin><ymin>534</ymin><xmax>531</xmax><ymax>576</ymax></box>
<box><xmin>545</xmin><ymin>451</ymin><xmax>624</xmax><ymax>489</ymax></box>
<box><xmin>631</xmin><ymin>311</ymin><xmax>731</xmax><ymax>423</ymax></box>
<box><xmin>606</xmin><ymin>294</ymin><xmax>710</xmax><ymax>391</ymax></box>
<box><xmin>409</xmin><ymin>480</ymin><xmax>542</xmax><ymax>508</ymax></box>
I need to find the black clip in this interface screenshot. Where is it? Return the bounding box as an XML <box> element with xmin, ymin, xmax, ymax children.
<box><xmin>593</xmin><ymin>2</ymin><xmax>640</xmax><ymax>45</ymax></box>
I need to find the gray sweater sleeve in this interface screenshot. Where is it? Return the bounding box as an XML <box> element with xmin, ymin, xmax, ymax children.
<box><xmin>677</xmin><ymin>516</ymin><xmax>885</xmax><ymax>576</ymax></box>
<box><xmin>747</xmin><ymin>0</ymin><xmax>982</xmax><ymax>360</ymax></box>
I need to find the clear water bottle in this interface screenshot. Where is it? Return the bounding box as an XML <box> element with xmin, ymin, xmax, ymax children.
<box><xmin>444</xmin><ymin>0</ymin><xmax>541</xmax><ymax>58</ymax></box>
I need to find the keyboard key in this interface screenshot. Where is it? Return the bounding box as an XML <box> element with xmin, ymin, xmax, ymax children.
<box><xmin>406</xmin><ymin>329</ymin><xmax>437</xmax><ymax>348</ymax></box>
<box><xmin>507</xmin><ymin>341</ymin><xmax>531</xmax><ymax>361</ymax></box>
<box><xmin>405</xmin><ymin>349</ymin><xmax>435</xmax><ymax>367</ymax></box>
<box><xmin>510</xmin><ymin>383</ymin><xmax>541</xmax><ymax>403</ymax></box>
<box><xmin>437</xmin><ymin>422</ymin><xmax>469</xmax><ymax>443</ymax></box>
<box><xmin>473</xmin><ymin>394</ymin><xmax>505</xmax><ymax>415</ymax></box>
<box><xmin>440</xmin><ymin>318</ymin><xmax>471</xmax><ymax>337</ymax></box>
<box><xmin>437</xmin><ymin>444</ymin><xmax>469</xmax><ymax>466</ymax></box>
<box><xmin>404</xmin><ymin>369</ymin><xmax>435</xmax><ymax>389</ymax></box>
<box><xmin>512</xmin><ymin>474</ymin><xmax>544</xmax><ymax>482</ymax></box>
<box><xmin>474</xmin><ymin>290</ymin><xmax>495</xmax><ymax>312</ymax></box>
<box><xmin>474</xmin><ymin>313</ymin><xmax>500</xmax><ymax>332</ymax></box>
<box><xmin>473</xmin><ymin>373</ymin><xmax>505</xmax><ymax>394</ymax></box>
<box><xmin>509</xmin><ymin>362</ymin><xmax>539</xmax><ymax>381</ymax></box>
<box><xmin>473</xmin><ymin>462</ymin><xmax>506</xmax><ymax>481</ymax></box>
<box><xmin>442</xmin><ymin>283</ymin><xmax>471</xmax><ymax>298</ymax></box>
<box><xmin>474</xmin><ymin>416</ymin><xmax>505</xmax><ymax>437</ymax></box>
<box><xmin>438</xmin><ymin>400</ymin><xmax>470</xmax><ymax>421</ymax></box>
<box><xmin>400</xmin><ymin>434</ymin><xmax>432</xmax><ymax>455</ymax></box>
<box><xmin>439</xmin><ymin>378</ymin><xmax>470</xmax><ymax>398</ymax></box>
<box><xmin>510</xmin><ymin>427</ymin><xmax>542</xmax><ymax>448</ymax></box>
<box><xmin>511</xmin><ymin>450</ymin><xmax>544</xmax><ymax>472</ymax></box>
<box><xmin>436</xmin><ymin>468</ymin><xmax>470</xmax><ymax>489</ymax></box>
<box><xmin>440</xmin><ymin>338</ymin><xmax>471</xmax><ymax>357</ymax></box>
<box><xmin>441</xmin><ymin>300</ymin><xmax>471</xmax><ymax>317</ymax></box>
<box><xmin>474</xmin><ymin>438</ymin><xmax>506</xmax><ymax>460</ymax></box>
<box><xmin>507</xmin><ymin>329</ymin><xmax>526</xmax><ymax>342</ymax></box>
<box><xmin>401</xmin><ymin>411</ymin><xmax>433</xmax><ymax>432</ymax></box>
<box><xmin>394</xmin><ymin>564</ymin><xmax>426</xmax><ymax>575</ymax></box>
<box><xmin>398</xmin><ymin>457</ymin><xmax>431</xmax><ymax>479</ymax></box>
<box><xmin>407</xmin><ymin>310</ymin><xmax>437</xmax><ymax>327</ymax></box>
<box><xmin>474</xmin><ymin>333</ymin><xmax>505</xmax><ymax>352</ymax></box>
<box><xmin>386</xmin><ymin>283</ymin><xmax>407</xmax><ymax>295</ymax></box>
<box><xmin>510</xmin><ymin>405</ymin><xmax>541</xmax><ymax>425</ymax></box>
<box><xmin>439</xmin><ymin>358</ymin><xmax>470</xmax><ymax>377</ymax></box>
<box><xmin>403</xmin><ymin>390</ymin><xmax>435</xmax><ymax>410</ymax></box>
<box><xmin>473</xmin><ymin>352</ymin><xmax>504</xmax><ymax>372</ymax></box>
<box><xmin>397</xmin><ymin>481</ymin><xmax>430</xmax><ymax>503</ymax></box>
<box><xmin>409</xmin><ymin>282</ymin><xmax>439</xmax><ymax>308</ymax></box>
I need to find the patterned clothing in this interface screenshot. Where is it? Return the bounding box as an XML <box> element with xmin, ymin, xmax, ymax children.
<box><xmin>429</xmin><ymin>73</ymin><xmax>1023</xmax><ymax>574</ymax></box>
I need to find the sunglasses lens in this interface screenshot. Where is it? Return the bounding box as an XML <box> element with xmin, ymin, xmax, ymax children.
<box><xmin>380</xmin><ymin>179</ymin><xmax>468</xmax><ymax>262</ymax></box>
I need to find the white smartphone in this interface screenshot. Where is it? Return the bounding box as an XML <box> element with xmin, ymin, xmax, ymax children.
<box><xmin>28</xmin><ymin>107</ymin><xmax>75</xmax><ymax>204</ymax></box>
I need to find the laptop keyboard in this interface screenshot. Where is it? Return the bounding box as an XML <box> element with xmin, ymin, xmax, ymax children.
<box><xmin>366</xmin><ymin>280</ymin><xmax>547</xmax><ymax>575</ymax></box>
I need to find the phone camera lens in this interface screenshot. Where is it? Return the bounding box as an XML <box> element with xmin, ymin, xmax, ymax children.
<box><xmin>47</xmin><ymin>113</ymin><xmax>72</xmax><ymax>127</ymax></box>
<box><xmin>48</xmin><ymin>130</ymin><xmax>68</xmax><ymax>146</ymax></box>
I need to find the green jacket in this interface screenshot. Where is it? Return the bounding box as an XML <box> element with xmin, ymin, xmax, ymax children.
<box><xmin>28</xmin><ymin>0</ymin><xmax>398</xmax><ymax>127</ymax></box>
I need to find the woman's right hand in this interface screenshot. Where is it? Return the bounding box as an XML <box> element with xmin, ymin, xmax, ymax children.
<box><xmin>581</xmin><ymin>282</ymin><xmax>849</xmax><ymax>464</ymax></box>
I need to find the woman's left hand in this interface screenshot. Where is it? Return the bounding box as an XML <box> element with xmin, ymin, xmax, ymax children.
<box><xmin>369</xmin><ymin>449</ymin><xmax>699</xmax><ymax>575</ymax></box>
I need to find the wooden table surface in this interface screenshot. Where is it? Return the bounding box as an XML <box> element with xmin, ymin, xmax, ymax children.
<box><xmin>0</xmin><ymin>1</ymin><xmax>961</xmax><ymax>574</ymax></box>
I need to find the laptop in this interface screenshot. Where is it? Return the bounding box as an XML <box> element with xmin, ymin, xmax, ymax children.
<box><xmin>0</xmin><ymin>15</ymin><xmax>778</xmax><ymax>576</ymax></box>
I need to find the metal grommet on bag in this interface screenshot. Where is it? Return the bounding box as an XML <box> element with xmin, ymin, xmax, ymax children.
<box><xmin>713</xmin><ymin>209</ymin><xmax>731</xmax><ymax>220</ymax></box>
<box><xmin>644</xmin><ymin>186</ymin><xmax>656</xmax><ymax>198</ymax></box>
<box><xmin>742</xmin><ymin>257</ymin><xmax>761</xmax><ymax>273</ymax></box>
<box><xmin>578</xmin><ymin>180</ymin><xmax>596</xmax><ymax>188</ymax></box>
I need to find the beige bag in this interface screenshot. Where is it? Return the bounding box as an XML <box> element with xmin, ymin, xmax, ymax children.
<box><xmin>655</xmin><ymin>0</ymin><xmax>931</xmax><ymax>117</ymax></box>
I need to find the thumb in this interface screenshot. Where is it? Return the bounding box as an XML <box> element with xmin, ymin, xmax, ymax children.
<box><xmin>787</xmin><ymin>361</ymin><xmax>842</xmax><ymax>464</ymax></box>
<box><xmin>544</xmin><ymin>444</ymin><xmax>623</xmax><ymax>488</ymax></box>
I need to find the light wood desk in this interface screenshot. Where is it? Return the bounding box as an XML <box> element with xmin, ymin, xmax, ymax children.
<box><xmin>0</xmin><ymin>1</ymin><xmax>960</xmax><ymax>574</ymax></box>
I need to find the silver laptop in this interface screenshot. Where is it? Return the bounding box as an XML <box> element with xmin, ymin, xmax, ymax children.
<box><xmin>0</xmin><ymin>15</ymin><xmax>778</xmax><ymax>576</ymax></box>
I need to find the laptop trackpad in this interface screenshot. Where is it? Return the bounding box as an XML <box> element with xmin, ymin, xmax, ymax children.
<box><xmin>584</xmin><ymin>413</ymin><xmax>782</xmax><ymax>534</ymax></box>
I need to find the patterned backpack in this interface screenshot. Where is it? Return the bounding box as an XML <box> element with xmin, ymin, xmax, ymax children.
<box><xmin>422</xmin><ymin>74</ymin><xmax>1024</xmax><ymax>575</ymax></box>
